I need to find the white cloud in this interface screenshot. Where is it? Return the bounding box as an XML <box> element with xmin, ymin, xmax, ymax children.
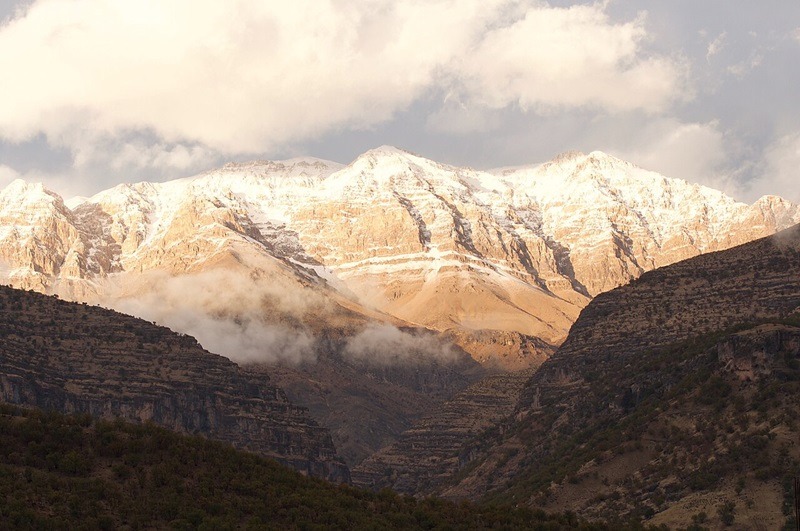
<box><xmin>750</xmin><ymin>132</ymin><xmax>800</xmax><ymax>203</ymax></box>
<box><xmin>344</xmin><ymin>323</ymin><xmax>456</xmax><ymax>366</ymax></box>
<box><xmin>617</xmin><ymin>124</ymin><xmax>800</xmax><ymax>205</ymax></box>
<box><xmin>0</xmin><ymin>164</ymin><xmax>21</xmax><ymax>189</ymax></box>
<box><xmin>426</xmin><ymin>94</ymin><xmax>502</xmax><ymax>134</ymax></box>
<box><xmin>793</xmin><ymin>27</ymin><xmax>800</xmax><ymax>43</ymax></box>
<box><xmin>450</xmin><ymin>4</ymin><xmax>689</xmax><ymax>115</ymax></box>
<box><xmin>0</xmin><ymin>0</ymin><xmax>503</xmax><ymax>153</ymax></box>
<box><xmin>106</xmin><ymin>269</ymin><xmax>318</xmax><ymax>365</ymax></box>
<box><xmin>706</xmin><ymin>31</ymin><xmax>727</xmax><ymax>60</ymax></box>
<box><xmin>608</xmin><ymin>119</ymin><xmax>746</xmax><ymax>197</ymax></box>
<box><xmin>104</xmin><ymin>141</ymin><xmax>216</xmax><ymax>172</ymax></box>
<box><xmin>727</xmin><ymin>51</ymin><xmax>763</xmax><ymax>77</ymax></box>
<box><xmin>0</xmin><ymin>0</ymin><xmax>688</xmax><ymax>154</ymax></box>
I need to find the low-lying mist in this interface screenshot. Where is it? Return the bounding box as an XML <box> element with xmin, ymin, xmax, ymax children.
<box><xmin>343</xmin><ymin>323</ymin><xmax>457</xmax><ymax>366</ymax></box>
<box><xmin>98</xmin><ymin>268</ymin><xmax>464</xmax><ymax>369</ymax></box>
<box><xmin>103</xmin><ymin>269</ymin><xmax>317</xmax><ymax>365</ymax></box>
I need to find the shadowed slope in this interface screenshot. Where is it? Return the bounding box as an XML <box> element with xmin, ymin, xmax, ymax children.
<box><xmin>440</xmin><ymin>225</ymin><xmax>800</xmax><ymax>528</ymax></box>
<box><xmin>0</xmin><ymin>285</ymin><xmax>348</xmax><ymax>482</ymax></box>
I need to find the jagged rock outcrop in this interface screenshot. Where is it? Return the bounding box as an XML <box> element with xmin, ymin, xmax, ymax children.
<box><xmin>0</xmin><ymin>149</ymin><xmax>797</xmax><ymax>369</ymax></box>
<box><xmin>438</xmin><ymin>224</ymin><xmax>800</xmax><ymax>528</ymax></box>
<box><xmin>0</xmin><ymin>285</ymin><xmax>349</xmax><ymax>483</ymax></box>
<box><xmin>717</xmin><ymin>324</ymin><xmax>800</xmax><ymax>382</ymax></box>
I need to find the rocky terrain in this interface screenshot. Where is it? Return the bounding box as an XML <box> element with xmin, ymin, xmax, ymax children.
<box><xmin>1</xmin><ymin>148</ymin><xmax>797</xmax><ymax>370</ymax></box>
<box><xmin>1</xmin><ymin>147</ymin><xmax>798</xmax><ymax>482</ymax></box>
<box><xmin>352</xmin><ymin>370</ymin><xmax>532</xmax><ymax>493</ymax></box>
<box><xmin>438</xmin><ymin>224</ymin><xmax>800</xmax><ymax>528</ymax></box>
<box><xmin>0</xmin><ymin>285</ymin><xmax>349</xmax><ymax>482</ymax></box>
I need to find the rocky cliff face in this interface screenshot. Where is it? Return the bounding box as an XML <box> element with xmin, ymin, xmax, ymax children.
<box><xmin>351</xmin><ymin>370</ymin><xmax>532</xmax><ymax>493</ymax></box>
<box><xmin>0</xmin><ymin>285</ymin><xmax>349</xmax><ymax>483</ymax></box>
<box><xmin>0</xmin><ymin>148</ymin><xmax>797</xmax><ymax>368</ymax></box>
<box><xmin>438</xmin><ymin>224</ymin><xmax>800</xmax><ymax>528</ymax></box>
<box><xmin>2</xmin><ymin>148</ymin><xmax>797</xmax><ymax>495</ymax></box>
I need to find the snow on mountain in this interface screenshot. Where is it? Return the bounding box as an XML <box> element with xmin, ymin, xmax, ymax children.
<box><xmin>0</xmin><ymin>149</ymin><xmax>797</xmax><ymax>369</ymax></box>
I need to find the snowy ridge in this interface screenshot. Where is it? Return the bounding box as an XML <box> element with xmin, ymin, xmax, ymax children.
<box><xmin>0</xmin><ymin>148</ymin><xmax>797</xmax><ymax>366</ymax></box>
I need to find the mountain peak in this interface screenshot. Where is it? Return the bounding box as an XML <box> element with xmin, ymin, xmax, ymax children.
<box><xmin>364</xmin><ymin>145</ymin><xmax>415</xmax><ymax>157</ymax></box>
<box><xmin>754</xmin><ymin>194</ymin><xmax>792</xmax><ymax>206</ymax></box>
<box><xmin>1</xmin><ymin>149</ymin><xmax>798</xmax><ymax>360</ymax></box>
<box><xmin>219</xmin><ymin>156</ymin><xmax>340</xmax><ymax>171</ymax></box>
<box><xmin>339</xmin><ymin>146</ymin><xmax>440</xmax><ymax>182</ymax></box>
<box><xmin>352</xmin><ymin>146</ymin><xmax>431</xmax><ymax>167</ymax></box>
<box><xmin>280</xmin><ymin>156</ymin><xmax>342</xmax><ymax>168</ymax></box>
<box><xmin>583</xmin><ymin>150</ymin><xmax>634</xmax><ymax>169</ymax></box>
<box><xmin>0</xmin><ymin>179</ymin><xmax>64</xmax><ymax>207</ymax></box>
<box><xmin>550</xmin><ymin>150</ymin><xmax>586</xmax><ymax>163</ymax></box>
<box><xmin>2</xmin><ymin>178</ymin><xmax>47</xmax><ymax>196</ymax></box>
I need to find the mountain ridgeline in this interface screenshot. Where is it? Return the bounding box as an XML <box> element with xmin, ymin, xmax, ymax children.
<box><xmin>0</xmin><ymin>147</ymin><xmax>799</xmax><ymax>527</ymax></box>
<box><xmin>437</xmin><ymin>224</ymin><xmax>800</xmax><ymax>529</ymax></box>
<box><xmin>0</xmin><ymin>285</ymin><xmax>349</xmax><ymax>482</ymax></box>
<box><xmin>1</xmin><ymin>147</ymin><xmax>797</xmax><ymax>370</ymax></box>
<box><xmin>1</xmin><ymin>147</ymin><xmax>797</xmax><ymax>474</ymax></box>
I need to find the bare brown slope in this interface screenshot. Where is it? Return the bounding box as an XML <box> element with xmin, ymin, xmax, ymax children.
<box><xmin>439</xmin><ymin>224</ymin><xmax>800</xmax><ymax>527</ymax></box>
<box><xmin>0</xmin><ymin>285</ymin><xmax>349</xmax><ymax>482</ymax></box>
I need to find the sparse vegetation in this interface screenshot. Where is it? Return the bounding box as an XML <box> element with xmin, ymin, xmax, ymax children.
<box><xmin>459</xmin><ymin>226</ymin><xmax>800</xmax><ymax>528</ymax></box>
<box><xmin>475</xmin><ymin>316</ymin><xmax>800</xmax><ymax>527</ymax></box>
<box><xmin>0</xmin><ymin>404</ymin><xmax>621</xmax><ymax>530</ymax></box>
<box><xmin>717</xmin><ymin>501</ymin><xmax>735</xmax><ymax>526</ymax></box>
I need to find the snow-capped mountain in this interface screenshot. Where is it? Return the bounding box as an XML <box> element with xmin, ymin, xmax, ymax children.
<box><xmin>1</xmin><ymin>147</ymin><xmax>797</xmax><ymax>368</ymax></box>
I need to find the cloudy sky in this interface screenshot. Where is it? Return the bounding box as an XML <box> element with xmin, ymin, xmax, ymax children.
<box><xmin>0</xmin><ymin>0</ymin><xmax>798</xmax><ymax>202</ymax></box>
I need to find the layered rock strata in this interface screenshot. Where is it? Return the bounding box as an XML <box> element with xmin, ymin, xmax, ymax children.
<box><xmin>351</xmin><ymin>370</ymin><xmax>533</xmax><ymax>493</ymax></box>
<box><xmin>440</xmin><ymin>225</ymin><xmax>800</xmax><ymax>525</ymax></box>
<box><xmin>1</xmin><ymin>149</ymin><xmax>797</xmax><ymax>368</ymax></box>
<box><xmin>0</xmin><ymin>285</ymin><xmax>349</xmax><ymax>483</ymax></box>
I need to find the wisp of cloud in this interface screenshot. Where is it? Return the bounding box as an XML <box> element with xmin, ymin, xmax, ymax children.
<box><xmin>343</xmin><ymin>323</ymin><xmax>456</xmax><ymax>366</ymax></box>
<box><xmin>103</xmin><ymin>269</ymin><xmax>317</xmax><ymax>365</ymax></box>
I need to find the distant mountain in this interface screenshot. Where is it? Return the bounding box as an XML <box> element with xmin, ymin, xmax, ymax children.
<box><xmin>0</xmin><ymin>285</ymin><xmax>348</xmax><ymax>482</ymax></box>
<box><xmin>1</xmin><ymin>148</ymin><xmax>798</xmax><ymax>471</ymax></box>
<box><xmin>0</xmin><ymin>147</ymin><xmax>796</xmax><ymax>370</ymax></box>
<box><xmin>438</xmin><ymin>224</ymin><xmax>800</xmax><ymax>529</ymax></box>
